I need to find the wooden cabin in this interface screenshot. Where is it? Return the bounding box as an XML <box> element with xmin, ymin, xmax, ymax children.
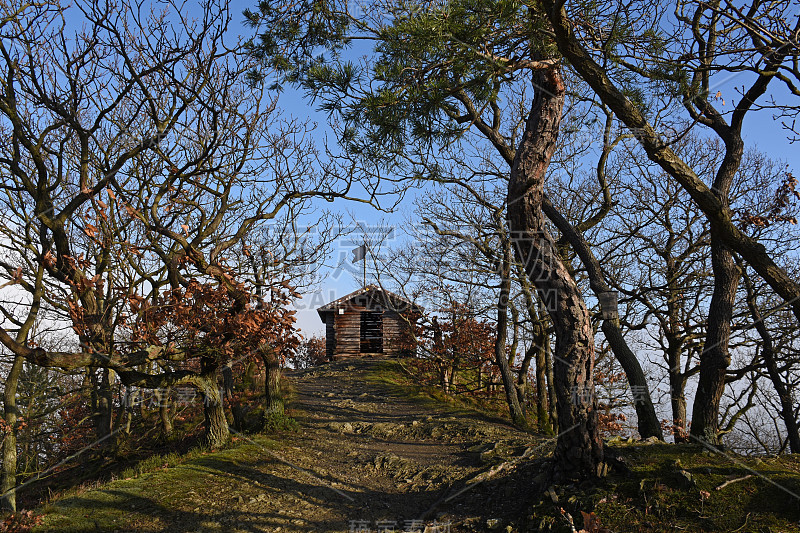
<box><xmin>317</xmin><ymin>285</ymin><xmax>422</xmax><ymax>360</ymax></box>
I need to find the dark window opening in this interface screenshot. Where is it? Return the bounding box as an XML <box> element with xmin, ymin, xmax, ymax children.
<box><xmin>360</xmin><ymin>311</ymin><xmax>383</xmax><ymax>353</ymax></box>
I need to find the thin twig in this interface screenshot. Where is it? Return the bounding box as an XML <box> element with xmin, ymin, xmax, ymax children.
<box><xmin>715</xmin><ymin>474</ymin><xmax>753</xmax><ymax>491</ymax></box>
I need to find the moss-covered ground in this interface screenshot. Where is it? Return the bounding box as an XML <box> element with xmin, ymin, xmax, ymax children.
<box><xmin>16</xmin><ymin>358</ymin><xmax>800</xmax><ymax>532</ymax></box>
<box><xmin>31</xmin><ymin>436</ymin><xmax>283</xmax><ymax>532</ymax></box>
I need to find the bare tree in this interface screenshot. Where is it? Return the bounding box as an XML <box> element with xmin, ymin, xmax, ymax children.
<box><xmin>541</xmin><ymin>0</ymin><xmax>800</xmax><ymax>444</ymax></box>
<box><xmin>0</xmin><ymin>0</ymin><xmax>372</xmax><ymax>508</ymax></box>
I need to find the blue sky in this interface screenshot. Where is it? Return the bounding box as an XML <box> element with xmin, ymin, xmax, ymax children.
<box><xmin>232</xmin><ymin>4</ymin><xmax>800</xmax><ymax>337</ymax></box>
<box><xmin>281</xmin><ymin>83</ymin><xmax>800</xmax><ymax>338</ymax></box>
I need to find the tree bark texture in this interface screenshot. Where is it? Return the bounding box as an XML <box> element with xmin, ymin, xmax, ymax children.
<box><xmin>690</xmin><ymin>127</ymin><xmax>744</xmax><ymax>445</ymax></box>
<box><xmin>222</xmin><ymin>364</ymin><xmax>246</xmax><ymax>431</ymax></box>
<box><xmin>88</xmin><ymin>367</ymin><xmax>115</xmax><ymax>450</ymax></box>
<box><xmin>668</xmin><ymin>367</ymin><xmax>689</xmax><ymax>442</ymax></box>
<box><xmin>690</xmin><ymin>238</ymin><xmax>740</xmax><ymax>444</ymax></box>
<box><xmin>157</xmin><ymin>388</ymin><xmax>174</xmax><ymax>437</ymax></box>
<box><xmin>1</xmin><ymin>356</ymin><xmax>25</xmax><ymax>512</ymax></box>
<box><xmin>507</xmin><ymin>67</ymin><xmax>603</xmax><ymax>479</ymax></box>
<box><xmin>198</xmin><ymin>358</ymin><xmax>229</xmax><ymax>448</ymax></box>
<box><xmin>543</xmin><ymin>197</ymin><xmax>663</xmax><ymax>440</ymax></box>
<box><xmin>261</xmin><ymin>346</ymin><xmax>285</xmax><ymax>428</ymax></box>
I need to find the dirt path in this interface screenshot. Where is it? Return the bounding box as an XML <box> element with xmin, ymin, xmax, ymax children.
<box><xmin>36</xmin><ymin>358</ymin><xmax>549</xmax><ymax>532</ymax></box>
<box><xmin>224</xmin><ymin>359</ymin><xmax>547</xmax><ymax>533</ymax></box>
<box><xmin>37</xmin><ymin>358</ymin><xmax>800</xmax><ymax>533</ymax></box>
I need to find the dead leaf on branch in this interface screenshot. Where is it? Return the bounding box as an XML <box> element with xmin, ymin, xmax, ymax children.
<box><xmin>0</xmin><ymin>267</ymin><xmax>24</xmax><ymax>289</ymax></box>
<box><xmin>580</xmin><ymin>511</ymin><xmax>612</xmax><ymax>533</ymax></box>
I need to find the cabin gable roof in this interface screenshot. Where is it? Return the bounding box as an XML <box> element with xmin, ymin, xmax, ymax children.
<box><xmin>317</xmin><ymin>285</ymin><xmax>423</xmax><ymax>322</ymax></box>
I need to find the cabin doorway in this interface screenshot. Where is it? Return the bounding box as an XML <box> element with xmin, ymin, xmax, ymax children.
<box><xmin>360</xmin><ymin>311</ymin><xmax>383</xmax><ymax>353</ymax></box>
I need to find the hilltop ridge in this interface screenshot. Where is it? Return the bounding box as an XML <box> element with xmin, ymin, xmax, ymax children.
<box><xmin>32</xmin><ymin>359</ymin><xmax>800</xmax><ymax>532</ymax></box>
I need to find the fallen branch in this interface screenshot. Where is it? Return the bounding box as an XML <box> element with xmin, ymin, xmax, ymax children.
<box><xmin>396</xmin><ymin>361</ymin><xmax>415</xmax><ymax>378</ymax></box>
<box><xmin>715</xmin><ymin>474</ymin><xmax>753</xmax><ymax>491</ymax></box>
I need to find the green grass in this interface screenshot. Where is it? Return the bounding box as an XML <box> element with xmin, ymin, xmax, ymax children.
<box><xmin>261</xmin><ymin>411</ymin><xmax>300</xmax><ymax>432</ymax></box>
<box><xmin>365</xmin><ymin>359</ymin><xmax>520</xmax><ymax>425</ymax></box>
<box><xmin>32</xmin><ymin>435</ymin><xmax>281</xmax><ymax>532</ymax></box>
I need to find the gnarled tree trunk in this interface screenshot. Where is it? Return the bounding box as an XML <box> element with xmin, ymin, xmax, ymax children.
<box><xmin>222</xmin><ymin>364</ymin><xmax>246</xmax><ymax>432</ymax></box>
<box><xmin>198</xmin><ymin>357</ymin><xmax>229</xmax><ymax>448</ymax></box>
<box><xmin>690</xmin><ymin>121</ymin><xmax>745</xmax><ymax>445</ymax></box>
<box><xmin>1</xmin><ymin>355</ymin><xmax>25</xmax><ymax>513</ymax></box>
<box><xmin>156</xmin><ymin>387</ymin><xmax>174</xmax><ymax>437</ymax></box>
<box><xmin>668</xmin><ymin>364</ymin><xmax>689</xmax><ymax>442</ymax></box>
<box><xmin>690</xmin><ymin>233</ymin><xmax>740</xmax><ymax>445</ymax></box>
<box><xmin>89</xmin><ymin>368</ymin><xmax>114</xmax><ymax>446</ymax></box>
<box><xmin>542</xmin><ymin>197</ymin><xmax>663</xmax><ymax>440</ymax></box>
<box><xmin>260</xmin><ymin>345</ymin><xmax>285</xmax><ymax>428</ymax></box>
<box><xmin>508</xmin><ymin>67</ymin><xmax>603</xmax><ymax>480</ymax></box>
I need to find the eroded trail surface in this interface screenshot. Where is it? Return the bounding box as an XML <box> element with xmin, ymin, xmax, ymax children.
<box><xmin>40</xmin><ymin>359</ymin><xmax>547</xmax><ymax>532</ymax></box>
<box><xmin>223</xmin><ymin>359</ymin><xmax>546</xmax><ymax>533</ymax></box>
<box><xmin>38</xmin><ymin>356</ymin><xmax>800</xmax><ymax>532</ymax></box>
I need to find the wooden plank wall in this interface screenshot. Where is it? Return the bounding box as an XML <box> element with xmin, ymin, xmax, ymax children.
<box><xmin>334</xmin><ymin>306</ymin><xmax>364</xmax><ymax>358</ymax></box>
<box><xmin>382</xmin><ymin>311</ymin><xmax>403</xmax><ymax>357</ymax></box>
<box><xmin>326</xmin><ymin>304</ymin><xmax>416</xmax><ymax>359</ymax></box>
<box><xmin>325</xmin><ymin>314</ymin><xmax>336</xmax><ymax>359</ymax></box>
